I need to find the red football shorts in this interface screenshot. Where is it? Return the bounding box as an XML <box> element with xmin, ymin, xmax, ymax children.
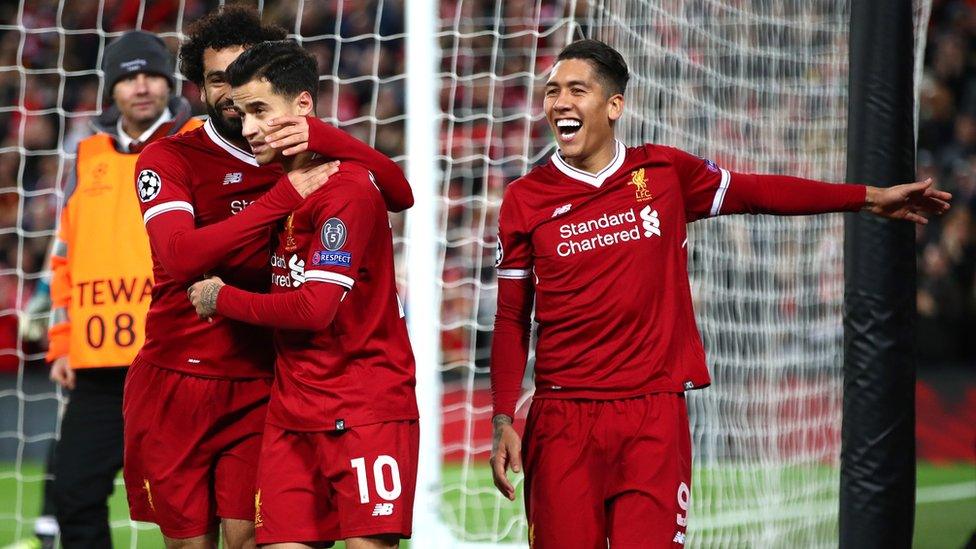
<box><xmin>254</xmin><ymin>420</ymin><xmax>419</xmax><ymax>545</ymax></box>
<box><xmin>522</xmin><ymin>393</ymin><xmax>692</xmax><ymax>549</ymax></box>
<box><xmin>122</xmin><ymin>358</ymin><xmax>271</xmax><ymax>538</ymax></box>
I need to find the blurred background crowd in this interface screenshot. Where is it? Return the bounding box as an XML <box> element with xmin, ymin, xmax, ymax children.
<box><xmin>0</xmin><ymin>0</ymin><xmax>414</xmax><ymax>372</ymax></box>
<box><xmin>0</xmin><ymin>0</ymin><xmax>971</xmax><ymax>546</ymax></box>
<box><xmin>0</xmin><ymin>0</ymin><xmax>576</xmax><ymax>375</ymax></box>
<box><xmin>0</xmin><ymin>0</ymin><xmax>971</xmax><ymax>385</ymax></box>
<box><xmin>917</xmin><ymin>0</ymin><xmax>976</xmax><ymax>364</ymax></box>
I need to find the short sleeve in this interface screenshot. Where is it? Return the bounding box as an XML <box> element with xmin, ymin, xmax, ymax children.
<box><xmin>136</xmin><ymin>141</ymin><xmax>194</xmax><ymax>224</ymax></box>
<box><xmin>303</xmin><ymin>176</ymin><xmax>379</xmax><ymax>291</ymax></box>
<box><xmin>495</xmin><ymin>186</ymin><xmax>532</xmax><ymax>279</ymax></box>
<box><xmin>665</xmin><ymin>146</ymin><xmax>733</xmax><ymax>222</ymax></box>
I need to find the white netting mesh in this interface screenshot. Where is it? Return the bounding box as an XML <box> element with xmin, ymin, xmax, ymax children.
<box><xmin>0</xmin><ymin>0</ymin><xmax>410</xmax><ymax>545</ymax></box>
<box><xmin>433</xmin><ymin>1</ymin><xmax>929</xmax><ymax>547</ymax></box>
<box><xmin>0</xmin><ymin>0</ymin><xmax>931</xmax><ymax>547</ymax></box>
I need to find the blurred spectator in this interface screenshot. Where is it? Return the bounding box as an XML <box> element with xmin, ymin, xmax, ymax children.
<box><xmin>0</xmin><ymin>0</ymin><xmax>414</xmax><ymax>372</ymax></box>
<box><xmin>3</xmin><ymin>0</ymin><xmax>969</xmax><ymax>377</ymax></box>
<box><xmin>918</xmin><ymin>0</ymin><xmax>976</xmax><ymax>363</ymax></box>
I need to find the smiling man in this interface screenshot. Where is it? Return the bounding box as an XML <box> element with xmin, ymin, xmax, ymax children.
<box><xmin>488</xmin><ymin>39</ymin><xmax>952</xmax><ymax>548</ymax></box>
<box><xmin>188</xmin><ymin>40</ymin><xmax>418</xmax><ymax>549</ymax></box>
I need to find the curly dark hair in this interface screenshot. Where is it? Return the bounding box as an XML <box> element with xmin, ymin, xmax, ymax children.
<box><xmin>179</xmin><ymin>4</ymin><xmax>287</xmax><ymax>85</ymax></box>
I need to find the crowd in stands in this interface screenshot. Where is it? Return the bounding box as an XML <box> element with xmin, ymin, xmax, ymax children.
<box><xmin>0</xmin><ymin>0</ymin><xmax>971</xmax><ymax>375</ymax></box>
<box><xmin>0</xmin><ymin>0</ymin><xmax>412</xmax><ymax>372</ymax></box>
<box><xmin>917</xmin><ymin>0</ymin><xmax>976</xmax><ymax>363</ymax></box>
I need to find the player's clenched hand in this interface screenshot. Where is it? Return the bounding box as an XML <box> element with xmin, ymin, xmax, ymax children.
<box><xmin>864</xmin><ymin>178</ymin><xmax>952</xmax><ymax>224</ymax></box>
<box><xmin>490</xmin><ymin>414</ymin><xmax>522</xmax><ymax>501</ymax></box>
<box><xmin>287</xmin><ymin>160</ymin><xmax>340</xmax><ymax>198</ymax></box>
<box><xmin>49</xmin><ymin>356</ymin><xmax>75</xmax><ymax>390</ymax></box>
<box><xmin>188</xmin><ymin>276</ymin><xmax>225</xmax><ymax>319</ymax></box>
<box><xmin>267</xmin><ymin>116</ymin><xmax>311</xmax><ymax>156</ymax></box>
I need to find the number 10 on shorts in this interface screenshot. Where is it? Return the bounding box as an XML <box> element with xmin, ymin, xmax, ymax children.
<box><xmin>350</xmin><ymin>456</ymin><xmax>402</xmax><ymax>504</ymax></box>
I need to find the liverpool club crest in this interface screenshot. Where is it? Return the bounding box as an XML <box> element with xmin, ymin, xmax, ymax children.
<box><xmin>628</xmin><ymin>168</ymin><xmax>652</xmax><ymax>202</ymax></box>
<box><xmin>283</xmin><ymin>214</ymin><xmax>298</xmax><ymax>252</ymax></box>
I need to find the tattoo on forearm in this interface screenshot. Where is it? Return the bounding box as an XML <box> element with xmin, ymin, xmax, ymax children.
<box><xmin>493</xmin><ymin>414</ymin><xmax>514</xmax><ymax>428</ymax></box>
<box><xmin>200</xmin><ymin>283</ymin><xmax>221</xmax><ymax>315</ymax></box>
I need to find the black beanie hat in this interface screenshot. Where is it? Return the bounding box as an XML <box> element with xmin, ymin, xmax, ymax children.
<box><xmin>101</xmin><ymin>30</ymin><xmax>175</xmax><ymax>99</ymax></box>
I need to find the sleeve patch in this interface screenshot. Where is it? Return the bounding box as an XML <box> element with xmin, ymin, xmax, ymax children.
<box><xmin>311</xmin><ymin>250</ymin><xmax>352</xmax><ymax>267</ymax></box>
<box><xmin>495</xmin><ymin>240</ymin><xmax>504</xmax><ymax>267</ymax></box>
<box><xmin>320</xmin><ymin>217</ymin><xmax>347</xmax><ymax>250</ymax></box>
<box><xmin>703</xmin><ymin>159</ymin><xmax>720</xmax><ymax>173</ymax></box>
<box><xmin>137</xmin><ymin>169</ymin><xmax>162</xmax><ymax>202</ymax></box>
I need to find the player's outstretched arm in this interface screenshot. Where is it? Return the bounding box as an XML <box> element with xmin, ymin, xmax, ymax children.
<box><xmin>264</xmin><ymin>116</ymin><xmax>414</xmax><ymax>212</ymax></box>
<box><xmin>668</xmin><ymin>147</ymin><xmax>951</xmax><ymax>223</ymax></box>
<box><xmin>187</xmin><ymin>276</ymin><xmax>345</xmax><ymax>330</ymax></box>
<box><xmin>720</xmin><ymin>173</ymin><xmax>951</xmax><ymax>222</ymax></box>
<box><xmin>141</xmin><ymin>155</ymin><xmax>339</xmax><ymax>283</ymax></box>
<box><xmin>863</xmin><ymin>178</ymin><xmax>952</xmax><ymax>224</ymax></box>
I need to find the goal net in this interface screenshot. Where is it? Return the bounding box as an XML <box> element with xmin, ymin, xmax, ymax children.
<box><xmin>0</xmin><ymin>0</ymin><xmax>931</xmax><ymax>547</ymax></box>
<box><xmin>424</xmin><ymin>0</ymin><xmax>930</xmax><ymax>547</ymax></box>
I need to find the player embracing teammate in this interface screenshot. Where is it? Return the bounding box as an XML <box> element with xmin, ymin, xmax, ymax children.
<box><xmin>187</xmin><ymin>41</ymin><xmax>417</xmax><ymax>549</ymax></box>
<box><xmin>489</xmin><ymin>39</ymin><xmax>951</xmax><ymax>548</ymax></box>
<box><xmin>123</xmin><ymin>6</ymin><xmax>414</xmax><ymax>549</ymax></box>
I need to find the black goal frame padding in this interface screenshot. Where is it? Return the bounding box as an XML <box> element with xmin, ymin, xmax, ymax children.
<box><xmin>842</xmin><ymin>0</ymin><xmax>918</xmax><ymax>547</ymax></box>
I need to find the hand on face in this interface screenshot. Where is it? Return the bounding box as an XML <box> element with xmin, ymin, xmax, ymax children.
<box><xmin>232</xmin><ymin>78</ymin><xmax>315</xmax><ymax>165</ymax></box>
<box><xmin>266</xmin><ymin>116</ymin><xmax>312</xmax><ymax>156</ymax></box>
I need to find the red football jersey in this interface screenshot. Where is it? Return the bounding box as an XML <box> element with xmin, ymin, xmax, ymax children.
<box><xmin>494</xmin><ymin>142</ymin><xmax>864</xmax><ymax>407</ymax></box>
<box><xmin>262</xmin><ymin>163</ymin><xmax>417</xmax><ymax>431</ymax></box>
<box><xmin>136</xmin><ymin>120</ymin><xmax>282</xmax><ymax>379</ymax></box>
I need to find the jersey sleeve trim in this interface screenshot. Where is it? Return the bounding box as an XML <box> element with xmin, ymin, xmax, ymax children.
<box><xmin>144</xmin><ymin>200</ymin><xmax>194</xmax><ymax>223</ymax></box>
<box><xmin>304</xmin><ymin>270</ymin><xmax>355</xmax><ymax>290</ymax></box>
<box><xmin>708</xmin><ymin>168</ymin><xmax>732</xmax><ymax>217</ymax></box>
<box><xmin>497</xmin><ymin>268</ymin><xmax>531</xmax><ymax>279</ymax></box>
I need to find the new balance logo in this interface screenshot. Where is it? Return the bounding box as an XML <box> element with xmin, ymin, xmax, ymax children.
<box><xmin>372</xmin><ymin>503</ymin><xmax>394</xmax><ymax>516</ymax></box>
<box><xmin>640</xmin><ymin>205</ymin><xmax>661</xmax><ymax>237</ymax></box>
<box><xmin>223</xmin><ymin>172</ymin><xmax>243</xmax><ymax>185</ymax></box>
<box><xmin>673</xmin><ymin>532</ymin><xmax>686</xmax><ymax>544</ymax></box>
<box><xmin>551</xmin><ymin>203</ymin><xmax>572</xmax><ymax>217</ymax></box>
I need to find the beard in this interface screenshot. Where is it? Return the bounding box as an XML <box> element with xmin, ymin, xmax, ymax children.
<box><xmin>206</xmin><ymin>97</ymin><xmax>243</xmax><ymax>140</ymax></box>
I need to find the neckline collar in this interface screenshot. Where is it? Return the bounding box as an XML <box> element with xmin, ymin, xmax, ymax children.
<box><xmin>203</xmin><ymin>118</ymin><xmax>259</xmax><ymax>167</ymax></box>
<box><xmin>551</xmin><ymin>140</ymin><xmax>627</xmax><ymax>188</ymax></box>
<box><xmin>116</xmin><ymin>108</ymin><xmax>172</xmax><ymax>152</ymax></box>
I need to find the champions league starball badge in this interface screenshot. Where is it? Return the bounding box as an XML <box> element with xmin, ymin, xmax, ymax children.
<box><xmin>137</xmin><ymin>169</ymin><xmax>162</xmax><ymax>202</ymax></box>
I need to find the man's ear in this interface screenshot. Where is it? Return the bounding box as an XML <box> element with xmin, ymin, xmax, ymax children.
<box><xmin>295</xmin><ymin>90</ymin><xmax>314</xmax><ymax>116</ymax></box>
<box><xmin>607</xmin><ymin>93</ymin><xmax>624</xmax><ymax>123</ymax></box>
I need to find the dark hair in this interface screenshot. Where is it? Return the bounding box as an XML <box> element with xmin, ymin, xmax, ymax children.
<box><xmin>225</xmin><ymin>40</ymin><xmax>319</xmax><ymax>101</ymax></box>
<box><xmin>556</xmin><ymin>39</ymin><xmax>630</xmax><ymax>96</ymax></box>
<box><xmin>179</xmin><ymin>5</ymin><xmax>287</xmax><ymax>85</ymax></box>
